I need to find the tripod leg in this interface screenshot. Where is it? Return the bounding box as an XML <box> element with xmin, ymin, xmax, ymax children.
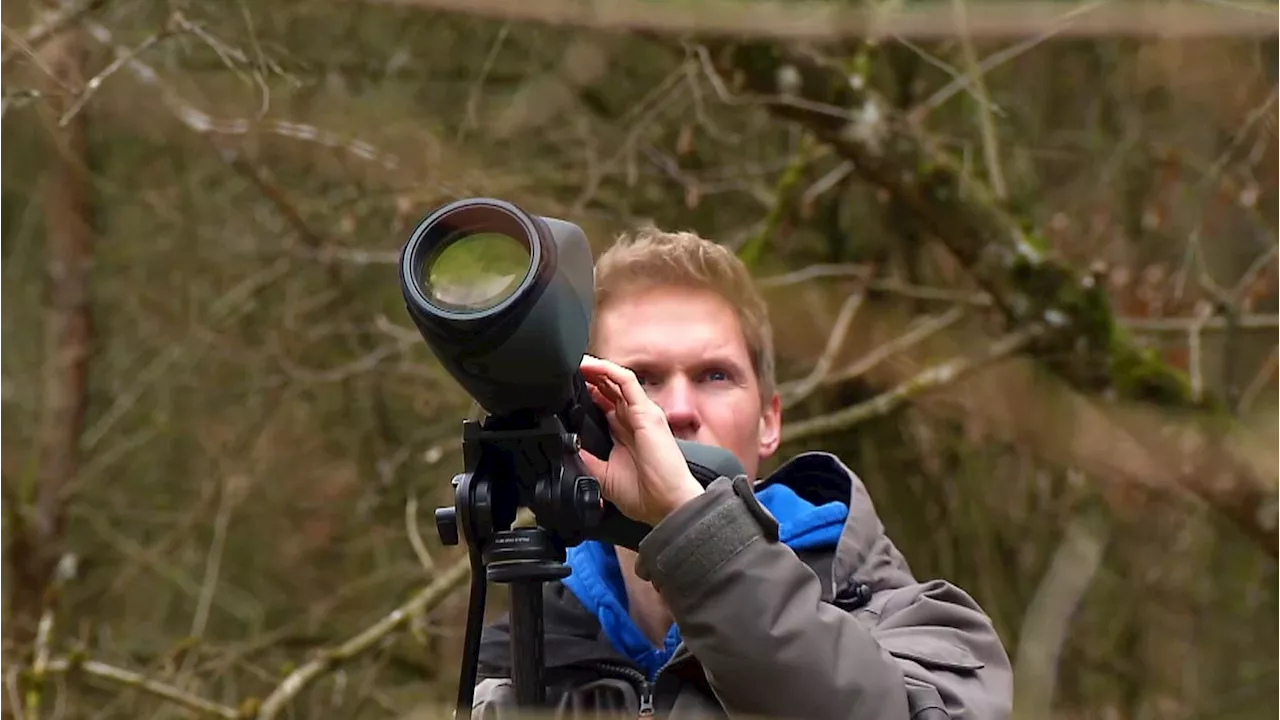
<box><xmin>508</xmin><ymin>579</ymin><xmax>547</xmax><ymax>706</ymax></box>
<box><xmin>455</xmin><ymin>553</ymin><xmax>488</xmax><ymax>719</ymax></box>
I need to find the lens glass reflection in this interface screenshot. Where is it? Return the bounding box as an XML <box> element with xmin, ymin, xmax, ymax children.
<box><xmin>423</xmin><ymin>231</ymin><xmax>530</xmax><ymax>311</ymax></box>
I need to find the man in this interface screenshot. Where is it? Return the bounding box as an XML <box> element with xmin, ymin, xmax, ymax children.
<box><xmin>472</xmin><ymin>228</ymin><xmax>1013</xmax><ymax>719</ymax></box>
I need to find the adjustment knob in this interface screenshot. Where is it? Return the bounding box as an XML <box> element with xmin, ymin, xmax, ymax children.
<box><xmin>574</xmin><ymin>477</ymin><xmax>603</xmax><ymax>528</ymax></box>
<box><xmin>435</xmin><ymin>507</ymin><xmax>459</xmax><ymax>546</ymax></box>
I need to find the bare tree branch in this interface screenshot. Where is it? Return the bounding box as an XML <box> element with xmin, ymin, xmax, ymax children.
<box><xmin>12</xmin><ymin>550</ymin><xmax>476</xmax><ymax>719</ymax></box>
<box><xmin>81</xmin><ymin>20</ymin><xmax>404</xmax><ymax>171</ymax></box>
<box><xmin>825</xmin><ymin>305</ymin><xmax>969</xmax><ymax>386</ymax></box>
<box><xmin>368</xmin><ymin>0</ymin><xmax>1278</xmax><ymax>39</ymax></box>
<box><xmin>254</xmin><ymin>552</ymin><xmax>473</xmax><ymax>719</ymax></box>
<box><xmin>782</xmin><ymin>323</ymin><xmax>1043</xmax><ymax>443</ymax></box>
<box><xmin>758</xmin><ymin>263</ymin><xmax>1277</xmax><ymax>332</ymax></box>
<box><xmin>700</xmin><ymin>37</ymin><xmax>1279</xmax><ymax>553</ymax></box>
<box><xmin>33</xmin><ymin>657</ymin><xmax>241</xmax><ymax>719</ymax></box>
<box><xmin>1120</xmin><ymin>314</ymin><xmax>1278</xmax><ymax>333</ymax></box>
<box><xmin>778</xmin><ymin>287</ymin><xmax>865</xmax><ymax>407</ymax></box>
<box><xmin>57</xmin><ymin>23</ymin><xmax>174</xmax><ymax>127</ymax></box>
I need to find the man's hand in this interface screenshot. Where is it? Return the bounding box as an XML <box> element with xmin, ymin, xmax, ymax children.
<box><xmin>578</xmin><ymin>355</ymin><xmax>705</xmax><ymax>527</ymax></box>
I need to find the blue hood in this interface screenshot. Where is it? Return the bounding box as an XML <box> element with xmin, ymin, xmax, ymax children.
<box><xmin>561</xmin><ymin>481</ymin><xmax>850</xmax><ymax>679</ymax></box>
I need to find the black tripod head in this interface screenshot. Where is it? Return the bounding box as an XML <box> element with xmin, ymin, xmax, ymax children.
<box><xmin>397</xmin><ymin>198</ymin><xmax>745</xmax><ymax>716</ymax></box>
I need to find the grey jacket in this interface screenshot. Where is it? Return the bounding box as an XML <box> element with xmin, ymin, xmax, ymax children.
<box><xmin>473</xmin><ymin>452</ymin><xmax>1013</xmax><ymax>719</ymax></box>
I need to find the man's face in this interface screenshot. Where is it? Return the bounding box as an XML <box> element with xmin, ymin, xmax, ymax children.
<box><xmin>592</xmin><ymin>285</ymin><xmax>782</xmax><ymax>480</ymax></box>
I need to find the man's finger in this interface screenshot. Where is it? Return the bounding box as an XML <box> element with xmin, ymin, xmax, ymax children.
<box><xmin>587</xmin><ymin>384</ymin><xmax>615</xmax><ymax>413</ymax></box>
<box><xmin>583</xmin><ymin>357</ymin><xmax>649</xmax><ymax>407</ymax></box>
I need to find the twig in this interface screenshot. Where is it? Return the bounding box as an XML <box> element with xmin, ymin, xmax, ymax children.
<box><xmin>26</xmin><ymin>602</ymin><xmax>57</xmax><ymax>717</ymax></box>
<box><xmin>1186</xmin><ymin>301</ymin><xmax>1216</xmax><ymax>403</ymax></box>
<box><xmin>190</xmin><ymin>475</ymin><xmax>240</xmax><ymax>640</ymax></box>
<box><xmin>210</xmin><ymin>145</ymin><xmax>327</xmax><ymax>249</ymax></box>
<box><xmin>757</xmin><ymin>262</ymin><xmax>993</xmax><ymax>304</ymax></box>
<box><xmin>6</xmin><ymin>664</ymin><xmax>26</xmax><ymax>720</ymax></box>
<box><xmin>280</xmin><ymin>245</ymin><xmax>400</xmax><ymax>266</ymax></box>
<box><xmin>460</xmin><ymin>21</ymin><xmax>512</xmax><ymax>137</ymax></box>
<box><xmin>828</xmin><ymin>305</ymin><xmax>969</xmax><ymax>385</ymax></box>
<box><xmin>908</xmin><ymin>0</ymin><xmax>1108</xmax><ymax>122</ymax></box>
<box><xmin>271</xmin><ymin>340</ymin><xmax>413</xmax><ymax>384</ymax></box>
<box><xmin>254</xmin><ymin>552</ymin><xmax>473</xmax><ymax>719</ymax></box>
<box><xmin>31</xmin><ymin>548</ymin><xmax>475</xmax><ymax>719</ymax></box>
<box><xmin>80</xmin><ymin>258</ymin><xmax>292</xmax><ymax>452</ymax></box>
<box><xmin>81</xmin><ymin>21</ymin><xmax>403</xmax><ymax>170</ymax></box>
<box><xmin>781</xmin><ymin>323</ymin><xmax>1043</xmax><ymax>443</ymax></box>
<box><xmin>373</xmin><ymin>314</ymin><xmax>425</xmax><ymax>345</ymax></box>
<box><xmin>779</xmin><ymin>288</ymin><xmax>865</xmax><ymax>407</ymax></box>
<box><xmin>757</xmin><ymin>264</ymin><xmax>1275</xmax><ymax>332</ymax></box>
<box><xmin>1231</xmin><ymin>244</ymin><xmax>1278</xmax><ymax>302</ymax></box>
<box><xmin>22</xmin><ymin>554</ymin><xmax>80</xmax><ymax>717</ymax></box>
<box><xmin>800</xmin><ymin>160</ymin><xmax>854</xmax><ymax>206</ymax></box>
<box><xmin>1119</xmin><ymin>314</ymin><xmax>1278</xmax><ymax>332</ymax></box>
<box><xmin>0</xmin><ymin>0</ymin><xmax>108</xmax><ymax>65</ymax></box>
<box><xmin>1237</xmin><ymin>345</ymin><xmax>1278</xmax><ymax>415</ymax></box>
<box><xmin>949</xmin><ymin>0</ymin><xmax>1006</xmax><ymax>200</ymax></box>
<box><xmin>405</xmin><ymin>494</ymin><xmax>437</xmax><ymax>575</ymax></box>
<box><xmin>35</xmin><ymin>658</ymin><xmax>240</xmax><ymax>719</ymax></box>
<box><xmin>738</xmin><ymin>133</ymin><xmax>817</xmax><ymax>268</ymax></box>
<box><xmin>59</xmin><ymin>25</ymin><xmax>172</xmax><ymax>127</ymax></box>
<box><xmin>369</xmin><ymin>0</ymin><xmax>1279</xmax><ymax>39</ymax></box>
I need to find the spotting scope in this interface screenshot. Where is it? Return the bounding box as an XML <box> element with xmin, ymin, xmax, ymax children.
<box><xmin>397</xmin><ymin>198</ymin><xmax>744</xmax><ymax>716</ymax></box>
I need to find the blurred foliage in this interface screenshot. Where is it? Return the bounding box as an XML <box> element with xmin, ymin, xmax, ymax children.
<box><xmin>2</xmin><ymin>1</ymin><xmax>1277</xmax><ymax>718</ymax></box>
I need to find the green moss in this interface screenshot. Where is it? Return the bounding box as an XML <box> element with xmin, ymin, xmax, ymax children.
<box><xmin>1107</xmin><ymin>326</ymin><xmax>1206</xmax><ymax>409</ymax></box>
<box><xmin>847</xmin><ymin>46</ymin><xmax>872</xmax><ymax>87</ymax></box>
<box><xmin>1003</xmin><ymin>243</ymin><xmax>1207</xmax><ymax>409</ymax></box>
<box><xmin>723</xmin><ymin>37</ymin><xmax>1215</xmax><ymax>417</ymax></box>
<box><xmin>739</xmin><ymin>134</ymin><xmax>815</xmax><ymax>269</ymax></box>
<box><xmin>1020</xmin><ymin>227</ymin><xmax>1050</xmax><ymax>256</ymax></box>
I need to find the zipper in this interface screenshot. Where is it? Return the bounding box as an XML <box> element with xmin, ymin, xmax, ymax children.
<box><xmin>637</xmin><ymin>681</ymin><xmax>655</xmax><ymax>717</ymax></box>
<box><xmin>585</xmin><ymin>648</ymin><xmax>688</xmax><ymax>719</ymax></box>
<box><xmin>585</xmin><ymin>660</ymin><xmax>650</xmax><ymax>715</ymax></box>
<box><xmin>639</xmin><ymin>651</ymin><xmax>683</xmax><ymax>717</ymax></box>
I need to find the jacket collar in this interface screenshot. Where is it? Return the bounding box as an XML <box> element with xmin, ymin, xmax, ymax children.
<box><xmin>755</xmin><ymin>452</ymin><xmax>916</xmax><ymax>595</ymax></box>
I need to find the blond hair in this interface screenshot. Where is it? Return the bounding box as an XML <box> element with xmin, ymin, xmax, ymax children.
<box><xmin>589</xmin><ymin>226</ymin><xmax>777</xmax><ymax>401</ymax></box>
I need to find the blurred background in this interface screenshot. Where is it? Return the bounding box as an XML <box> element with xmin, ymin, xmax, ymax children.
<box><xmin>2</xmin><ymin>1</ymin><xmax>1277</xmax><ymax>718</ymax></box>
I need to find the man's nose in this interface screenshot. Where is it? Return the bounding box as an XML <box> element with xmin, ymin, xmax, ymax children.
<box><xmin>656</xmin><ymin>376</ymin><xmax>700</xmax><ymax>439</ymax></box>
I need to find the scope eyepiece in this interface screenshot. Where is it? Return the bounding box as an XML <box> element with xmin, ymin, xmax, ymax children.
<box><xmin>402</xmin><ymin>199</ymin><xmax>542</xmax><ymax>320</ymax></box>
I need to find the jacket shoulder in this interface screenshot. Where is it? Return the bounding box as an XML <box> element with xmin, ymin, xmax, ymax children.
<box><xmin>764</xmin><ymin>452</ymin><xmax>1013</xmax><ymax>718</ymax></box>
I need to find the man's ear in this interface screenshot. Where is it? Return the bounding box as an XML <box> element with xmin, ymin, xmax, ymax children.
<box><xmin>758</xmin><ymin>392</ymin><xmax>782</xmax><ymax>459</ymax></box>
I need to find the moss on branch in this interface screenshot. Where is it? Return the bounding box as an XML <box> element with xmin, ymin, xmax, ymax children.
<box><xmin>714</xmin><ymin>41</ymin><xmax>1208</xmax><ymax>411</ymax></box>
<box><xmin>707</xmin><ymin>39</ymin><xmax>1273</xmax><ymax>554</ymax></box>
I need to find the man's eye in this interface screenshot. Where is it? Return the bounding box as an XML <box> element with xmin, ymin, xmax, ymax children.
<box><xmin>703</xmin><ymin>369</ymin><xmax>730</xmax><ymax>382</ymax></box>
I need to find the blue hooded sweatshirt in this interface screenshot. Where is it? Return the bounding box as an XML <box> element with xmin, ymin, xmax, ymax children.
<box><xmin>561</xmin><ymin>482</ymin><xmax>851</xmax><ymax>680</ymax></box>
